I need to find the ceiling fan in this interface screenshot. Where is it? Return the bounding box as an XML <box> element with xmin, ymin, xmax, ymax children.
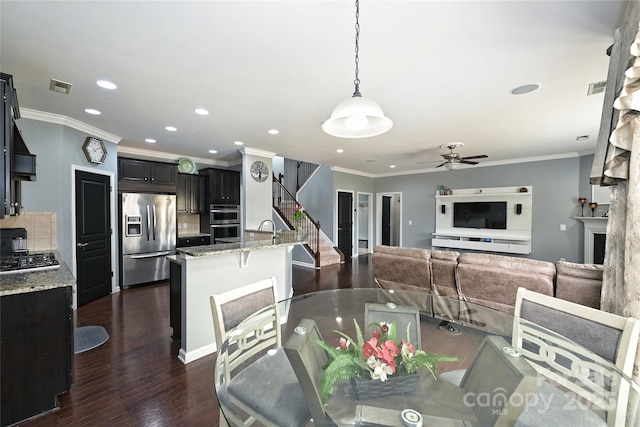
<box><xmin>427</xmin><ymin>143</ymin><xmax>488</xmax><ymax>170</ymax></box>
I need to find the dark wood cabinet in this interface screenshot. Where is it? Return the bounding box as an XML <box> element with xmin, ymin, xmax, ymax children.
<box><xmin>118</xmin><ymin>158</ymin><xmax>177</xmax><ymax>192</ymax></box>
<box><xmin>1</xmin><ymin>73</ymin><xmax>31</xmax><ymax>218</ymax></box>
<box><xmin>169</xmin><ymin>260</ymin><xmax>182</xmax><ymax>342</ymax></box>
<box><xmin>177</xmin><ymin>173</ymin><xmax>206</xmax><ymax>214</ymax></box>
<box><xmin>1</xmin><ymin>286</ymin><xmax>73</xmax><ymax>426</ymax></box>
<box><xmin>201</xmin><ymin>168</ymin><xmax>240</xmax><ymax>205</ymax></box>
<box><xmin>176</xmin><ymin>235</ymin><xmax>210</xmax><ymax>247</ymax></box>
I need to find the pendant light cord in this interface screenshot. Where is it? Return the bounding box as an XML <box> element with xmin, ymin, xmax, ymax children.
<box><xmin>353</xmin><ymin>0</ymin><xmax>361</xmax><ymax>97</ymax></box>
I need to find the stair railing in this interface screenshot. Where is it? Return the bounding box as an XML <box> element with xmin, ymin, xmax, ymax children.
<box><xmin>296</xmin><ymin>161</ymin><xmax>318</xmax><ymax>193</ymax></box>
<box><xmin>273</xmin><ymin>174</ymin><xmax>321</xmax><ymax>267</ymax></box>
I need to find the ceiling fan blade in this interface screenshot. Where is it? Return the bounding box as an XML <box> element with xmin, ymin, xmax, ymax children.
<box><xmin>459</xmin><ymin>160</ymin><xmax>479</xmax><ymax>165</ymax></box>
<box><xmin>461</xmin><ymin>154</ymin><xmax>488</xmax><ymax>160</ymax></box>
<box><xmin>435</xmin><ymin>162</ymin><xmax>447</xmax><ymax>168</ymax></box>
<box><xmin>416</xmin><ymin>160</ymin><xmax>441</xmax><ymax>164</ymax></box>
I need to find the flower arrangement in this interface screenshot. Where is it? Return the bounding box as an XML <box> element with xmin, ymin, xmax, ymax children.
<box><xmin>314</xmin><ymin>320</ymin><xmax>458</xmax><ymax>403</ymax></box>
<box><xmin>293</xmin><ymin>205</ymin><xmax>306</xmax><ymax>222</ymax></box>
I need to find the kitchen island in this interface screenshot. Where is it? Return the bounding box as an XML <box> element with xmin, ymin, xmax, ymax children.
<box><xmin>0</xmin><ymin>260</ymin><xmax>76</xmax><ymax>426</ymax></box>
<box><xmin>169</xmin><ymin>231</ymin><xmax>306</xmax><ymax>364</ymax></box>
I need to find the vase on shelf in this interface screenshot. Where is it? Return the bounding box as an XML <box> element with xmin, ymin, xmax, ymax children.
<box><xmin>295</xmin><ymin>221</ymin><xmax>302</xmax><ymax>236</ymax></box>
<box><xmin>349</xmin><ymin>373</ymin><xmax>419</xmax><ymax>400</ymax></box>
<box><xmin>578</xmin><ymin>197</ymin><xmax>587</xmax><ymax>216</ymax></box>
<box><xmin>589</xmin><ymin>202</ymin><xmax>598</xmax><ymax>217</ymax></box>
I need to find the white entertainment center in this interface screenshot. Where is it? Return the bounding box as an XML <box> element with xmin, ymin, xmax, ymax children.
<box><xmin>432</xmin><ymin>186</ymin><xmax>533</xmax><ymax>254</ymax></box>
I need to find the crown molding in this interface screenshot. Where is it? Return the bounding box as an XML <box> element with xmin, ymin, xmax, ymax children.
<box><xmin>240</xmin><ymin>147</ymin><xmax>277</xmax><ymax>158</ymax></box>
<box><xmin>371</xmin><ymin>151</ymin><xmax>583</xmax><ymax>178</ymax></box>
<box><xmin>117</xmin><ymin>145</ymin><xmax>229</xmax><ymax>167</ymax></box>
<box><xmin>19</xmin><ymin>108</ymin><xmax>122</xmax><ymax>144</ymax></box>
<box><xmin>331</xmin><ymin>166</ymin><xmax>375</xmax><ymax>178</ymax></box>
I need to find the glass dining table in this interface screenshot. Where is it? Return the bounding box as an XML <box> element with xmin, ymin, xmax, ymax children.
<box><xmin>214</xmin><ymin>288</ymin><xmax>640</xmax><ymax>427</ymax></box>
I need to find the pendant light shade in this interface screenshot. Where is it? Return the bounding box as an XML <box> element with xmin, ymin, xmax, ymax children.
<box><xmin>322</xmin><ymin>0</ymin><xmax>392</xmax><ymax>139</ymax></box>
<box><xmin>322</xmin><ymin>95</ymin><xmax>393</xmax><ymax>138</ymax></box>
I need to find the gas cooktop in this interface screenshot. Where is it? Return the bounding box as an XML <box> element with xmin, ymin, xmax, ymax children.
<box><xmin>0</xmin><ymin>252</ymin><xmax>60</xmax><ymax>275</ymax></box>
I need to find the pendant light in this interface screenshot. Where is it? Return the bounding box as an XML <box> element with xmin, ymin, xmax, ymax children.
<box><xmin>322</xmin><ymin>0</ymin><xmax>393</xmax><ymax>138</ymax></box>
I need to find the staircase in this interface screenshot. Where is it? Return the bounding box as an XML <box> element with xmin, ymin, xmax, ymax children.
<box><xmin>272</xmin><ymin>175</ymin><xmax>342</xmax><ymax>268</ymax></box>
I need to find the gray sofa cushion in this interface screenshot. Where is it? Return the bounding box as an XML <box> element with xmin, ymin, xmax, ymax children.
<box><xmin>555</xmin><ymin>261</ymin><xmax>603</xmax><ymax>309</ymax></box>
<box><xmin>373</xmin><ymin>245</ymin><xmax>431</xmax><ymax>292</ymax></box>
<box><xmin>456</xmin><ymin>253</ymin><xmax>555</xmax><ymax>314</ymax></box>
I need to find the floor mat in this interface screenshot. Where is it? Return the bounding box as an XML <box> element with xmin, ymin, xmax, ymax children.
<box><xmin>74</xmin><ymin>325</ymin><xmax>109</xmax><ymax>354</ymax></box>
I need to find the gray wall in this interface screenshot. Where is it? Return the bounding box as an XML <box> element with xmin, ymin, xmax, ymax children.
<box><xmin>17</xmin><ymin>118</ymin><xmax>119</xmax><ymax>275</ymax></box>
<box><xmin>299</xmin><ymin>166</ymin><xmax>336</xmax><ymax>237</ymax></box>
<box><xmin>373</xmin><ymin>156</ymin><xmax>585</xmax><ymax>262</ymax></box>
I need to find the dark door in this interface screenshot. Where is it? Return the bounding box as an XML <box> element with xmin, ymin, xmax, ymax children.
<box><xmin>337</xmin><ymin>191</ymin><xmax>353</xmax><ymax>258</ymax></box>
<box><xmin>75</xmin><ymin>170</ymin><xmax>112</xmax><ymax>306</ymax></box>
<box><xmin>382</xmin><ymin>196</ymin><xmax>391</xmax><ymax>246</ymax></box>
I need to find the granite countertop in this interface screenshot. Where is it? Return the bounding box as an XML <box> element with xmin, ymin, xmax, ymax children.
<box><xmin>0</xmin><ymin>258</ymin><xmax>76</xmax><ymax>296</ymax></box>
<box><xmin>176</xmin><ymin>230</ymin><xmax>307</xmax><ymax>257</ymax></box>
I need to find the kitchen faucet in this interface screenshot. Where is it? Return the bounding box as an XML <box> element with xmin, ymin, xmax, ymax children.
<box><xmin>258</xmin><ymin>219</ymin><xmax>277</xmax><ymax>239</ymax></box>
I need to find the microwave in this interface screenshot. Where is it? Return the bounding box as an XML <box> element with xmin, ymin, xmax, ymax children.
<box><xmin>210</xmin><ymin>205</ymin><xmax>240</xmax><ymax>225</ymax></box>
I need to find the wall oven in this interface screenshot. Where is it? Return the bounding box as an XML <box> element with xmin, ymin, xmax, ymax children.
<box><xmin>211</xmin><ymin>223</ymin><xmax>241</xmax><ymax>243</ymax></box>
<box><xmin>210</xmin><ymin>204</ymin><xmax>240</xmax><ymax>225</ymax></box>
<box><xmin>210</xmin><ymin>204</ymin><xmax>241</xmax><ymax>243</ymax></box>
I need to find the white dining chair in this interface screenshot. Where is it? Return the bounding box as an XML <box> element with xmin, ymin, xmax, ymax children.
<box><xmin>210</xmin><ymin>277</ymin><xmax>311</xmax><ymax>427</ymax></box>
<box><xmin>512</xmin><ymin>287</ymin><xmax>640</xmax><ymax>427</ymax></box>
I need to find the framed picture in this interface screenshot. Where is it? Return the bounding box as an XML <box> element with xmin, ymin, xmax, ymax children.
<box><xmin>591</xmin><ymin>185</ymin><xmax>611</xmax><ymax>205</ymax></box>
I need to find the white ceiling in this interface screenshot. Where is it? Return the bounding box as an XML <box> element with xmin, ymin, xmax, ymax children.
<box><xmin>1</xmin><ymin>1</ymin><xmax>626</xmax><ymax>176</ymax></box>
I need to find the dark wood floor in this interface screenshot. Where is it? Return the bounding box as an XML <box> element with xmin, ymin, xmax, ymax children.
<box><xmin>23</xmin><ymin>256</ymin><xmax>379</xmax><ymax>427</ymax></box>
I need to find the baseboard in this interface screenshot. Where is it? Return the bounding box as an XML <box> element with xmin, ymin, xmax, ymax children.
<box><xmin>178</xmin><ymin>343</ymin><xmax>217</xmax><ymax>364</ymax></box>
<box><xmin>292</xmin><ymin>260</ymin><xmax>315</xmax><ymax>269</ymax></box>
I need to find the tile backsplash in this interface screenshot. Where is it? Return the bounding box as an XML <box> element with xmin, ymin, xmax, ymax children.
<box><xmin>177</xmin><ymin>213</ymin><xmax>203</xmax><ymax>236</ymax></box>
<box><xmin>0</xmin><ymin>211</ymin><xmax>57</xmax><ymax>252</ymax></box>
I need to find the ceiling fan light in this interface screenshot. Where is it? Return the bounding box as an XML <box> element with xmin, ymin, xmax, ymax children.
<box><xmin>444</xmin><ymin>162</ymin><xmax>459</xmax><ymax>170</ymax></box>
<box><xmin>322</xmin><ymin>95</ymin><xmax>393</xmax><ymax>138</ymax></box>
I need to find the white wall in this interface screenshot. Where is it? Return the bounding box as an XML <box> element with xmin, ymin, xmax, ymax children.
<box><xmin>241</xmin><ymin>148</ymin><xmax>276</xmax><ymax>230</ymax></box>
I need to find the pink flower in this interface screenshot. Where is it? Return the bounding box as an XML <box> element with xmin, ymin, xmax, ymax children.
<box><xmin>362</xmin><ymin>337</ymin><xmax>379</xmax><ymax>358</ymax></box>
<box><xmin>372</xmin><ymin>330</ymin><xmax>381</xmax><ymax>340</ymax></box>
<box><xmin>338</xmin><ymin>337</ymin><xmax>350</xmax><ymax>350</ymax></box>
<box><xmin>379</xmin><ymin>322</ymin><xmax>390</xmax><ymax>333</ymax></box>
<box><xmin>402</xmin><ymin>340</ymin><xmax>416</xmax><ymax>354</ymax></box>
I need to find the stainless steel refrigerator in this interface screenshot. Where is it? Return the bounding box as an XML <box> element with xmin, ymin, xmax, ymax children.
<box><xmin>121</xmin><ymin>192</ymin><xmax>176</xmax><ymax>287</ymax></box>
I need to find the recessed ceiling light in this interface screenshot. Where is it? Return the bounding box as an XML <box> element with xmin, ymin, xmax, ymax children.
<box><xmin>576</xmin><ymin>135</ymin><xmax>590</xmax><ymax>141</ymax></box>
<box><xmin>390</xmin><ymin>165</ymin><xmax>396</xmax><ymax>168</ymax></box>
<box><xmin>165</xmin><ymin>126</ymin><xmax>177</xmax><ymax>132</ymax></box>
<box><xmin>84</xmin><ymin>108</ymin><xmax>101</xmax><ymax>115</ymax></box>
<box><xmin>336</xmin><ymin>149</ymin><xmax>344</xmax><ymax>153</ymax></box>
<box><xmin>208</xmin><ymin>149</ymin><xmax>218</xmax><ymax>154</ymax></box>
<box><xmin>145</xmin><ymin>138</ymin><xmax>156</xmax><ymax>143</ymax></box>
<box><xmin>96</xmin><ymin>80</ymin><xmax>117</xmax><ymax>90</ymax></box>
<box><xmin>195</xmin><ymin>108</ymin><xmax>209</xmax><ymax>116</ymax></box>
<box><xmin>511</xmin><ymin>84</ymin><xmax>541</xmax><ymax>95</ymax></box>
<box><xmin>268</xmin><ymin>129</ymin><xmax>279</xmax><ymax>135</ymax></box>
<box><xmin>234</xmin><ymin>141</ymin><xmax>244</xmax><ymax>146</ymax></box>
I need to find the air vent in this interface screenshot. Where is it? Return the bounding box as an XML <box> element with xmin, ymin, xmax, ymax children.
<box><xmin>587</xmin><ymin>81</ymin><xmax>606</xmax><ymax>96</ymax></box>
<box><xmin>49</xmin><ymin>78</ymin><xmax>72</xmax><ymax>95</ymax></box>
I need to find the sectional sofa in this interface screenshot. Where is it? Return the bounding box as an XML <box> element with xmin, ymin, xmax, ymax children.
<box><xmin>372</xmin><ymin>245</ymin><xmax>604</xmax><ymax>314</ymax></box>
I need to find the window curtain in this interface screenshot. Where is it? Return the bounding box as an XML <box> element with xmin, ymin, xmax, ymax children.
<box><xmin>590</xmin><ymin>6</ymin><xmax>640</xmax><ymax>391</ymax></box>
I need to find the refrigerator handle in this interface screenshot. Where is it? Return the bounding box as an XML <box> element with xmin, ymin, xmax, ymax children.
<box><xmin>146</xmin><ymin>205</ymin><xmax>151</xmax><ymax>241</ymax></box>
<box><xmin>152</xmin><ymin>204</ymin><xmax>157</xmax><ymax>241</ymax></box>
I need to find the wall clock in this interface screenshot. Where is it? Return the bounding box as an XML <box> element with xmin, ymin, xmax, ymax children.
<box><xmin>250</xmin><ymin>160</ymin><xmax>269</xmax><ymax>182</ymax></box>
<box><xmin>82</xmin><ymin>137</ymin><xmax>107</xmax><ymax>164</ymax></box>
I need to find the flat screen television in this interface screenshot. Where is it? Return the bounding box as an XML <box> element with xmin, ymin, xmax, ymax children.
<box><xmin>453</xmin><ymin>201</ymin><xmax>507</xmax><ymax>230</ymax></box>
